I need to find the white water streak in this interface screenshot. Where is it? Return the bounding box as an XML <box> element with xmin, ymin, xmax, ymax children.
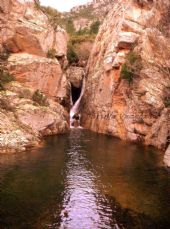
<box><xmin>70</xmin><ymin>75</ymin><xmax>86</xmax><ymax>124</ymax></box>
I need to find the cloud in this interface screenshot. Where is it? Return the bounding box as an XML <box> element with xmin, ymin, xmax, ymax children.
<box><xmin>40</xmin><ymin>0</ymin><xmax>91</xmax><ymax>12</ymax></box>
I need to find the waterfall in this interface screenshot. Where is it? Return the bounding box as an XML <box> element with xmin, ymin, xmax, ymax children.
<box><xmin>70</xmin><ymin>74</ymin><xmax>86</xmax><ymax>128</ymax></box>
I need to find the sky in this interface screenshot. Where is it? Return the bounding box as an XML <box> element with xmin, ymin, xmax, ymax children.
<box><xmin>40</xmin><ymin>0</ymin><xmax>91</xmax><ymax>12</ymax></box>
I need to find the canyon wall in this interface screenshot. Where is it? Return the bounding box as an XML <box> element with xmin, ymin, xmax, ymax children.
<box><xmin>0</xmin><ymin>0</ymin><xmax>68</xmax><ymax>100</ymax></box>
<box><xmin>0</xmin><ymin>0</ymin><xmax>69</xmax><ymax>151</ymax></box>
<box><xmin>81</xmin><ymin>0</ymin><xmax>170</xmax><ymax>151</ymax></box>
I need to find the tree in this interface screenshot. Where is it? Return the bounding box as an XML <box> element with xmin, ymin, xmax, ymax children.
<box><xmin>67</xmin><ymin>43</ymin><xmax>79</xmax><ymax>64</ymax></box>
<box><xmin>90</xmin><ymin>21</ymin><xmax>100</xmax><ymax>34</ymax></box>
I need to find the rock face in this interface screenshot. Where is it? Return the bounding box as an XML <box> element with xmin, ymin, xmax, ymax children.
<box><xmin>164</xmin><ymin>144</ymin><xmax>170</xmax><ymax>167</ymax></box>
<box><xmin>8</xmin><ymin>53</ymin><xmax>68</xmax><ymax>99</ymax></box>
<box><xmin>81</xmin><ymin>0</ymin><xmax>170</xmax><ymax>150</ymax></box>
<box><xmin>0</xmin><ymin>0</ymin><xmax>68</xmax><ymax>100</ymax></box>
<box><xmin>67</xmin><ymin>66</ymin><xmax>84</xmax><ymax>88</ymax></box>
<box><xmin>0</xmin><ymin>0</ymin><xmax>70</xmax><ymax>151</ymax></box>
<box><xmin>74</xmin><ymin>41</ymin><xmax>94</xmax><ymax>67</ymax></box>
<box><xmin>0</xmin><ymin>82</ymin><xmax>69</xmax><ymax>152</ymax></box>
<box><xmin>0</xmin><ymin>0</ymin><xmax>68</xmax><ymax>57</ymax></box>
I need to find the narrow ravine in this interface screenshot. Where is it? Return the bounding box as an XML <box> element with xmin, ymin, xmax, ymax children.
<box><xmin>0</xmin><ymin>129</ymin><xmax>170</xmax><ymax>229</ymax></box>
<box><xmin>70</xmin><ymin>75</ymin><xmax>86</xmax><ymax>128</ymax></box>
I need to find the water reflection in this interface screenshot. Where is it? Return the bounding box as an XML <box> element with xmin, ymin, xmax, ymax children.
<box><xmin>0</xmin><ymin>129</ymin><xmax>170</xmax><ymax>229</ymax></box>
<box><xmin>59</xmin><ymin>130</ymin><xmax>115</xmax><ymax>229</ymax></box>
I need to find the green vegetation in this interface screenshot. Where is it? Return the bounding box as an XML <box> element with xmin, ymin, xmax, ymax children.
<box><xmin>19</xmin><ymin>88</ymin><xmax>32</xmax><ymax>99</ymax></box>
<box><xmin>76</xmin><ymin>28</ymin><xmax>89</xmax><ymax>36</ymax></box>
<box><xmin>90</xmin><ymin>21</ymin><xmax>101</xmax><ymax>34</ymax></box>
<box><xmin>121</xmin><ymin>51</ymin><xmax>142</xmax><ymax>83</ymax></box>
<box><xmin>67</xmin><ymin>43</ymin><xmax>79</xmax><ymax>64</ymax></box>
<box><xmin>67</xmin><ymin>33</ymin><xmax>95</xmax><ymax>65</ymax></box>
<box><xmin>0</xmin><ymin>69</ymin><xmax>15</xmax><ymax>90</ymax></box>
<box><xmin>47</xmin><ymin>48</ymin><xmax>57</xmax><ymax>59</ymax></box>
<box><xmin>71</xmin><ymin>34</ymin><xmax>96</xmax><ymax>44</ymax></box>
<box><xmin>0</xmin><ymin>51</ymin><xmax>10</xmax><ymax>61</ymax></box>
<box><xmin>66</xmin><ymin>20</ymin><xmax>100</xmax><ymax>64</ymax></box>
<box><xmin>164</xmin><ymin>97</ymin><xmax>170</xmax><ymax>108</ymax></box>
<box><xmin>66</xmin><ymin>20</ymin><xmax>99</xmax><ymax>64</ymax></box>
<box><xmin>121</xmin><ymin>64</ymin><xmax>134</xmax><ymax>83</ymax></box>
<box><xmin>34</xmin><ymin>0</ymin><xmax>41</xmax><ymax>10</ymax></box>
<box><xmin>65</xmin><ymin>18</ymin><xmax>75</xmax><ymax>34</ymax></box>
<box><xmin>163</xmin><ymin>86</ymin><xmax>170</xmax><ymax>108</ymax></box>
<box><xmin>32</xmin><ymin>89</ymin><xmax>48</xmax><ymax>106</ymax></box>
<box><xmin>71</xmin><ymin>5</ymin><xmax>94</xmax><ymax>20</ymax></box>
<box><xmin>75</xmin><ymin>20</ymin><xmax>100</xmax><ymax>37</ymax></box>
<box><xmin>42</xmin><ymin>6</ymin><xmax>61</xmax><ymax>30</ymax></box>
<box><xmin>34</xmin><ymin>2</ymin><xmax>100</xmax><ymax>65</ymax></box>
<box><xmin>34</xmin><ymin>2</ymin><xmax>61</xmax><ymax>30</ymax></box>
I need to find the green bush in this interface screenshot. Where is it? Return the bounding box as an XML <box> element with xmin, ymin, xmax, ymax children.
<box><xmin>120</xmin><ymin>64</ymin><xmax>134</xmax><ymax>83</ymax></box>
<box><xmin>65</xmin><ymin>18</ymin><xmax>75</xmax><ymax>35</ymax></box>
<box><xmin>0</xmin><ymin>51</ymin><xmax>10</xmax><ymax>61</ymax></box>
<box><xmin>73</xmin><ymin>5</ymin><xmax>94</xmax><ymax>19</ymax></box>
<box><xmin>163</xmin><ymin>87</ymin><xmax>170</xmax><ymax>108</ymax></box>
<box><xmin>44</xmin><ymin>7</ymin><xmax>61</xmax><ymax>30</ymax></box>
<box><xmin>127</xmin><ymin>51</ymin><xmax>138</xmax><ymax>65</ymax></box>
<box><xmin>121</xmin><ymin>51</ymin><xmax>142</xmax><ymax>83</ymax></box>
<box><xmin>19</xmin><ymin>88</ymin><xmax>32</xmax><ymax>99</ymax></box>
<box><xmin>76</xmin><ymin>28</ymin><xmax>89</xmax><ymax>36</ymax></box>
<box><xmin>74</xmin><ymin>21</ymin><xmax>100</xmax><ymax>37</ymax></box>
<box><xmin>90</xmin><ymin>21</ymin><xmax>100</xmax><ymax>34</ymax></box>
<box><xmin>0</xmin><ymin>69</ymin><xmax>15</xmax><ymax>90</ymax></box>
<box><xmin>35</xmin><ymin>3</ymin><xmax>61</xmax><ymax>30</ymax></box>
<box><xmin>32</xmin><ymin>89</ymin><xmax>48</xmax><ymax>106</ymax></box>
<box><xmin>47</xmin><ymin>48</ymin><xmax>56</xmax><ymax>59</ymax></box>
<box><xmin>67</xmin><ymin>43</ymin><xmax>79</xmax><ymax>64</ymax></box>
<box><xmin>41</xmin><ymin>6</ymin><xmax>61</xmax><ymax>18</ymax></box>
<box><xmin>70</xmin><ymin>34</ymin><xmax>96</xmax><ymax>45</ymax></box>
<box><xmin>164</xmin><ymin>97</ymin><xmax>170</xmax><ymax>107</ymax></box>
<box><xmin>34</xmin><ymin>0</ymin><xmax>41</xmax><ymax>9</ymax></box>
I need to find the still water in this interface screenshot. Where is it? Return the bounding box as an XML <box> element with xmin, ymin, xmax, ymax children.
<box><xmin>0</xmin><ymin>129</ymin><xmax>170</xmax><ymax>229</ymax></box>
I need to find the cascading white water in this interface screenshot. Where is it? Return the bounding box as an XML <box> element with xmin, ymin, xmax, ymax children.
<box><xmin>70</xmin><ymin>75</ymin><xmax>86</xmax><ymax>128</ymax></box>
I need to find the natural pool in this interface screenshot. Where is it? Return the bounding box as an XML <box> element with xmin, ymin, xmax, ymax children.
<box><xmin>0</xmin><ymin>129</ymin><xmax>170</xmax><ymax>229</ymax></box>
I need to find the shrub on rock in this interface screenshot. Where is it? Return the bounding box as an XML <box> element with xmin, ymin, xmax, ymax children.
<box><xmin>32</xmin><ymin>89</ymin><xmax>49</xmax><ymax>106</ymax></box>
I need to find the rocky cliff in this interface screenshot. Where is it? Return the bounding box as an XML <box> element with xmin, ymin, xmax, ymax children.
<box><xmin>81</xmin><ymin>0</ymin><xmax>170</xmax><ymax>152</ymax></box>
<box><xmin>0</xmin><ymin>0</ymin><xmax>69</xmax><ymax>151</ymax></box>
<box><xmin>0</xmin><ymin>0</ymin><xmax>68</xmax><ymax>99</ymax></box>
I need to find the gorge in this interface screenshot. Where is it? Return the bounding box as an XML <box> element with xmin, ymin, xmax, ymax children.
<box><xmin>0</xmin><ymin>0</ymin><xmax>170</xmax><ymax>228</ymax></box>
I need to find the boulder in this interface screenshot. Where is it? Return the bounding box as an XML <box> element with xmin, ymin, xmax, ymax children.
<box><xmin>8</xmin><ymin>53</ymin><xmax>68</xmax><ymax>99</ymax></box>
<box><xmin>67</xmin><ymin>66</ymin><xmax>85</xmax><ymax>88</ymax></box>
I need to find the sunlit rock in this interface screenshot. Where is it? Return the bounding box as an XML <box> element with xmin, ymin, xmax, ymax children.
<box><xmin>81</xmin><ymin>0</ymin><xmax>170</xmax><ymax>150</ymax></box>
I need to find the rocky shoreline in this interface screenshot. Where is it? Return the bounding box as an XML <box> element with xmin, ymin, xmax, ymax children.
<box><xmin>0</xmin><ymin>81</ymin><xmax>69</xmax><ymax>152</ymax></box>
